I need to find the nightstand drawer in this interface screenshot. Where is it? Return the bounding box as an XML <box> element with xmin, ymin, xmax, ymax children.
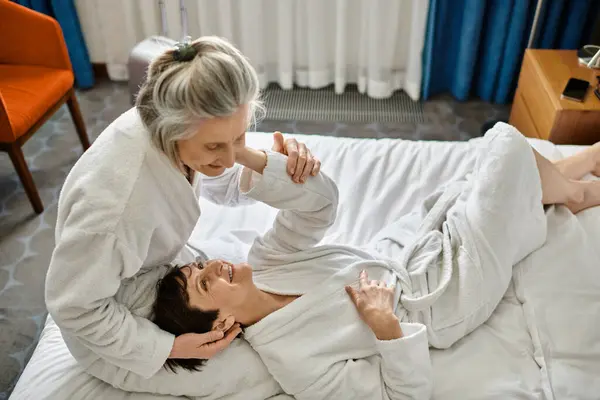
<box><xmin>518</xmin><ymin>54</ymin><xmax>555</xmax><ymax>140</ymax></box>
<box><xmin>509</xmin><ymin>90</ymin><xmax>540</xmax><ymax>139</ymax></box>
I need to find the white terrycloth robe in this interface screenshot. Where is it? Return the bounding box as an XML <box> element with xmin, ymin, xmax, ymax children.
<box><xmin>44</xmin><ymin>108</ymin><xmax>287</xmax><ymax>400</ymax></box>
<box><xmin>228</xmin><ymin>123</ymin><xmax>546</xmax><ymax>400</ymax></box>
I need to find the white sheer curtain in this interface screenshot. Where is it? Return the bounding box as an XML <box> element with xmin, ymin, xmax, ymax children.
<box><xmin>76</xmin><ymin>0</ymin><xmax>429</xmax><ymax>100</ymax></box>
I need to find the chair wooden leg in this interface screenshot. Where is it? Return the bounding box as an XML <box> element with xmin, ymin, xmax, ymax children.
<box><xmin>7</xmin><ymin>143</ymin><xmax>43</xmax><ymax>214</ymax></box>
<box><xmin>66</xmin><ymin>89</ymin><xmax>90</xmax><ymax>151</ymax></box>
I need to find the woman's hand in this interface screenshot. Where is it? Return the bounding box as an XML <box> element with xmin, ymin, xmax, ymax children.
<box><xmin>168</xmin><ymin>323</ymin><xmax>242</xmax><ymax>360</ymax></box>
<box><xmin>346</xmin><ymin>271</ymin><xmax>403</xmax><ymax>341</ymax></box>
<box><xmin>272</xmin><ymin>132</ymin><xmax>321</xmax><ymax>183</ymax></box>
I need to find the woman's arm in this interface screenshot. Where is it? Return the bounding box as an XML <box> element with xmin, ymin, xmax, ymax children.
<box><xmin>297</xmin><ymin>282</ymin><xmax>432</xmax><ymax>400</ymax></box>
<box><xmin>376</xmin><ymin>324</ymin><xmax>433</xmax><ymax>399</ymax></box>
<box><xmin>45</xmin><ymin>229</ymin><xmax>175</xmax><ymax>378</ymax></box>
<box><xmin>342</xmin><ymin>270</ymin><xmax>433</xmax><ymax>399</ymax></box>
<box><xmin>197</xmin><ymin>133</ymin><xmax>321</xmax><ymax>206</ymax></box>
<box><xmin>46</xmin><ymin>229</ymin><xmax>240</xmax><ymax>378</ymax></box>
<box><xmin>295</xmin><ymin>323</ymin><xmax>432</xmax><ymax>400</ymax></box>
<box><xmin>241</xmin><ymin>151</ymin><xmax>339</xmax><ymax>262</ymax></box>
<box><xmin>236</xmin><ymin>147</ymin><xmax>267</xmax><ymax>174</ymax></box>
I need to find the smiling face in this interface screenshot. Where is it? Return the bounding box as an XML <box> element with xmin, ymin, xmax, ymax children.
<box><xmin>177</xmin><ymin>105</ymin><xmax>249</xmax><ymax>176</ymax></box>
<box><xmin>180</xmin><ymin>260</ymin><xmax>255</xmax><ymax>329</ymax></box>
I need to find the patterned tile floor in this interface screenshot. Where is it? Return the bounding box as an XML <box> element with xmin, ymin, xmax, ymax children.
<box><xmin>0</xmin><ymin>80</ymin><xmax>510</xmax><ymax>397</ymax></box>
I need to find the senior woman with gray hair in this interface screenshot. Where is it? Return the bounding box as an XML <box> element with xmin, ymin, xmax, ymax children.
<box><xmin>44</xmin><ymin>37</ymin><xmax>319</xmax><ymax>398</ymax></box>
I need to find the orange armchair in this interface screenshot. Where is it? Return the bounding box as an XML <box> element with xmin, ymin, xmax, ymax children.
<box><xmin>0</xmin><ymin>0</ymin><xmax>90</xmax><ymax>214</ymax></box>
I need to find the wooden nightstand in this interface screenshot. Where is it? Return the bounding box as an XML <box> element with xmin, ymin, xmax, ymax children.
<box><xmin>509</xmin><ymin>50</ymin><xmax>600</xmax><ymax>145</ymax></box>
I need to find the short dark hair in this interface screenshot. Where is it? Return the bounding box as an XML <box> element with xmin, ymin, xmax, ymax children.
<box><xmin>153</xmin><ymin>266</ymin><xmax>219</xmax><ymax>372</ymax></box>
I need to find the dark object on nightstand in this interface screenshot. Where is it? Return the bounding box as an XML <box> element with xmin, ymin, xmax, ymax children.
<box><xmin>561</xmin><ymin>78</ymin><xmax>590</xmax><ymax>102</ymax></box>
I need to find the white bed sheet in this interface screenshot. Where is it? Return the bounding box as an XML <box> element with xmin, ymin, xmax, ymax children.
<box><xmin>11</xmin><ymin>133</ymin><xmax>600</xmax><ymax>400</ymax></box>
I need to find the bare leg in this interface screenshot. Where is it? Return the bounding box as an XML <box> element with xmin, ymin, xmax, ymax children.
<box><xmin>533</xmin><ymin>149</ymin><xmax>600</xmax><ymax>214</ymax></box>
<box><xmin>554</xmin><ymin>142</ymin><xmax>600</xmax><ymax>180</ymax></box>
<box><xmin>533</xmin><ymin>149</ymin><xmax>584</xmax><ymax>205</ymax></box>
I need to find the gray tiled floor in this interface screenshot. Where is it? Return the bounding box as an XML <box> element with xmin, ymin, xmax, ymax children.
<box><xmin>0</xmin><ymin>80</ymin><xmax>510</xmax><ymax>398</ymax></box>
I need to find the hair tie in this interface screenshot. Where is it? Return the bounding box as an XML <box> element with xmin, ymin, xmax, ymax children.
<box><xmin>173</xmin><ymin>36</ymin><xmax>197</xmax><ymax>62</ymax></box>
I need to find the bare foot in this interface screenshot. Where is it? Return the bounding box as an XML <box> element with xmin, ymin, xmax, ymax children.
<box><xmin>566</xmin><ymin>180</ymin><xmax>600</xmax><ymax>214</ymax></box>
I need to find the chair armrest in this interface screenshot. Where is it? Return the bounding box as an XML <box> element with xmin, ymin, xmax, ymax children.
<box><xmin>0</xmin><ymin>1</ymin><xmax>72</xmax><ymax>71</ymax></box>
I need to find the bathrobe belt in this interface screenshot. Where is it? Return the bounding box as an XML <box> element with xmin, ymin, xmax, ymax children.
<box><xmin>384</xmin><ymin>184</ymin><xmax>463</xmax><ymax>320</ymax></box>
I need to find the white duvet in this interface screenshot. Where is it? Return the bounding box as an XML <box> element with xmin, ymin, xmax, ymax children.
<box><xmin>11</xmin><ymin>133</ymin><xmax>600</xmax><ymax>400</ymax></box>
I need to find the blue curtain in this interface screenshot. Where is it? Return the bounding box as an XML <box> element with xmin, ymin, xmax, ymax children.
<box><xmin>13</xmin><ymin>0</ymin><xmax>94</xmax><ymax>89</ymax></box>
<box><xmin>422</xmin><ymin>0</ymin><xmax>598</xmax><ymax>104</ymax></box>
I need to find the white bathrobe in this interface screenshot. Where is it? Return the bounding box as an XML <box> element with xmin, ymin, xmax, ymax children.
<box><xmin>233</xmin><ymin>123</ymin><xmax>546</xmax><ymax>400</ymax></box>
<box><xmin>44</xmin><ymin>108</ymin><xmax>287</xmax><ymax>400</ymax></box>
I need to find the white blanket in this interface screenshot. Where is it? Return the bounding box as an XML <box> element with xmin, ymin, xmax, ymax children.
<box><xmin>11</xmin><ymin>133</ymin><xmax>600</xmax><ymax>399</ymax></box>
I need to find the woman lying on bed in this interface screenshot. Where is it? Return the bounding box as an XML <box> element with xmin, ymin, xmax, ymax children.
<box><xmin>153</xmin><ymin>124</ymin><xmax>600</xmax><ymax>400</ymax></box>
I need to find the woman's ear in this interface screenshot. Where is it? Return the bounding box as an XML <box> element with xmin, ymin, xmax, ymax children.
<box><xmin>213</xmin><ymin>321</ymin><xmax>225</xmax><ymax>332</ymax></box>
<box><xmin>222</xmin><ymin>315</ymin><xmax>235</xmax><ymax>332</ymax></box>
<box><xmin>213</xmin><ymin>315</ymin><xmax>235</xmax><ymax>332</ymax></box>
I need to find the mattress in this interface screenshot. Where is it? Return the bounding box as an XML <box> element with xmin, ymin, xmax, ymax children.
<box><xmin>11</xmin><ymin>133</ymin><xmax>600</xmax><ymax>400</ymax></box>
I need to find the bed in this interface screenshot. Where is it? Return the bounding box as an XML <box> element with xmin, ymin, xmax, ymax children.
<box><xmin>10</xmin><ymin>132</ymin><xmax>600</xmax><ymax>399</ymax></box>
